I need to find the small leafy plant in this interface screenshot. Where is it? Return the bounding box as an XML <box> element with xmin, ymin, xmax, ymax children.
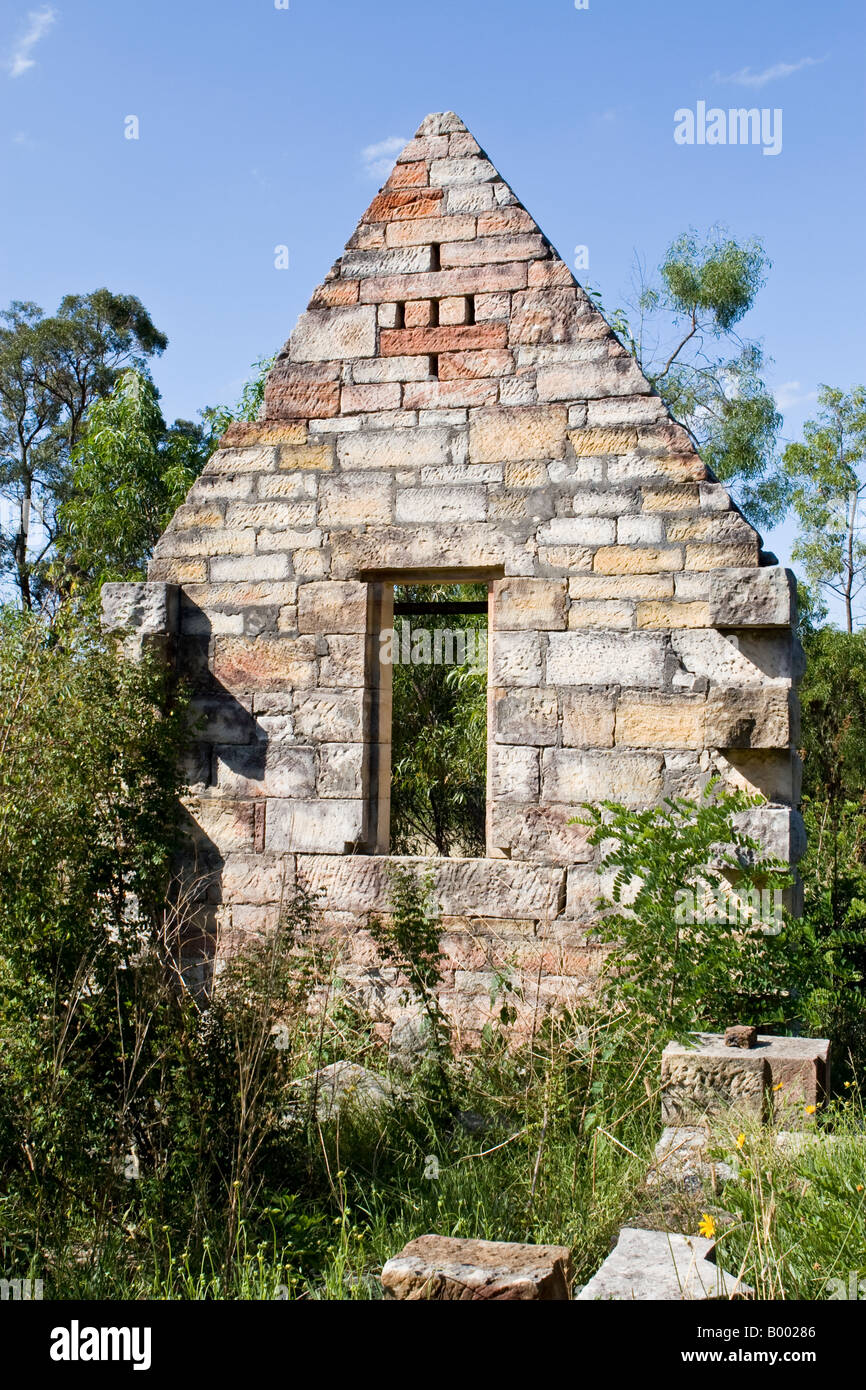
<box><xmin>573</xmin><ymin>784</ymin><xmax>810</xmax><ymax>1040</ymax></box>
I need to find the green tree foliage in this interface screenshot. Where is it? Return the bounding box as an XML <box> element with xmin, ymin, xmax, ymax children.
<box><xmin>58</xmin><ymin>355</ymin><xmax>276</xmax><ymax>600</ymax></box>
<box><xmin>389</xmin><ymin>583</ymin><xmax>487</xmax><ymax>856</ymax></box>
<box><xmin>797</xmin><ymin>618</ymin><xmax>866</xmax><ymax>1075</ymax></box>
<box><xmin>592</xmin><ymin>228</ymin><xmax>784</xmax><ymax>527</ymax></box>
<box><xmin>574</xmin><ymin>785</ymin><xmax>806</xmax><ymax>1039</ymax></box>
<box><xmin>0</xmin><ymin>608</ymin><xmax>188</xmax><ymax>1245</ymax></box>
<box><xmin>0</xmin><ymin>292</ymin><xmax>167</xmax><ymax>608</ymax></box>
<box><xmin>784</xmin><ymin>385</ymin><xmax>866</xmax><ymax>633</ymax></box>
<box><xmin>59</xmin><ymin>371</ymin><xmax>206</xmax><ymax>594</ymax></box>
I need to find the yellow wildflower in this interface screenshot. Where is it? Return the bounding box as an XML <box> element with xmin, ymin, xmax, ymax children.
<box><xmin>736</xmin><ymin>1133</ymin><xmax>746</xmax><ymax>1149</ymax></box>
<box><xmin>773</xmin><ymin>1081</ymin><xmax>785</xmax><ymax>1092</ymax></box>
<box><xmin>698</xmin><ymin>1213</ymin><xmax>716</xmax><ymax>1239</ymax></box>
<box><xmin>804</xmin><ymin>1104</ymin><xmax>817</xmax><ymax>1115</ymax></box>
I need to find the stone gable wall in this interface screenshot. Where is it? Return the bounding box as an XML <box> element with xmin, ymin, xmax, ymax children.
<box><xmin>110</xmin><ymin>112</ymin><xmax>803</xmax><ymax>1041</ymax></box>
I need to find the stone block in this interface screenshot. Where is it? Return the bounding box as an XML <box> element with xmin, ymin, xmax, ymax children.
<box><xmin>297</xmin><ymin>581</ymin><xmax>368</xmax><ymax>634</ymax></box>
<box><xmin>567</xmin><ymin>600</ymin><xmax>633</xmax><ymax>630</ymax></box>
<box><xmin>292</xmin><ymin>692</ymin><xmax>366</xmax><ymax>742</ymax></box>
<box><xmin>319</xmin><ymin>633</ymin><xmax>366</xmax><ymax>688</ymax></box>
<box><xmin>541</xmin><ymin>749</ymin><xmax>664</xmax><ymax>807</ymax></box>
<box><xmin>615</xmin><ymin>696</ymin><xmax>706</xmax><ymax>748</ymax></box>
<box><xmin>538</xmin><ymin>518</ymin><xmax>616</xmax><ymax>546</ymax></box>
<box><xmin>561</xmin><ymin>692</ymin><xmax>616</xmax><ymax>747</ymax></box>
<box><xmin>101</xmin><ymin>582</ymin><xmax>177</xmax><ymax>660</ymax></box>
<box><xmin>546</xmin><ymin>631</ymin><xmax>667</xmax><ymax>687</ymax></box>
<box><xmin>491</xmin><ymin>745</ymin><xmax>540</xmax><ymax>800</ymax></box>
<box><xmin>636</xmin><ymin>600</ymin><xmax>709</xmax><ymax>629</ymax></box>
<box><xmin>493</xmin><ymin>578</ymin><xmax>566</xmax><ymax>631</ymax></box>
<box><xmin>662</xmin><ymin>1033</ymin><xmax>829</xmax><ymax>1128</ymax></box>
<box><xmin>489</xmin><ymin>803</ymin><xmax>594</xmax><ymax>863</ymax></box>
<box><xmin>733</xmin><ymin>806</ymin><xmax>806</xmax><ymax>864</ymax></box>
<box><xmin>395</xmin><ymin>486</ymin><xmax>486</xmax><ymax>523</ymax></box>
<box><xmin>381</xmin><ymin>1235</ymin><xmax>573</xmax><ymax>1301</ymax></box>
<box><xmin>439</xmin><ymin>234</ymin><xmax>546</xmax><ymax>266</ymax></box>
<box><xmin>289</xmin><ymin>306</ymin><xmax>377</xmax><ymax>362</ymax></box>
<box><xmin>338</xmin><ymin>427</ymin><xmax>451</xmax><ymax>471</ymax></box>
<box><xmin>708</xmin><ymin>567</ymin><xmax>797</xmax><ymax>628</ymax></box>
<box><xmin>490</xmin><ymin>631</ymin><xmax>543</xmax><ymax>687</ymax></box>
<box><xmin>704</xmin><ymin>688</ymin><xmax>794</xmax><ymax>749</ymax></box>
<box><xmin>215</xmin><ymin>744</ymin><xmax>316</xmax><ymax>798</ymax></box>
<box><xmin>493</xmin><ymin>689</ymin><xmax>559</xmax><ymax>745</ymax></box>
<box><xmin>265</xmin><ymin>799</ymin><xmax>365</xmax><ymax>853</ymax></box>
<box><xmin>340</xmin><ymin>382</ymin><xmax>402</xmax><ymax>414</ymax></box>
<box><xmin>568</xmin><ymin>427</ymin><xmax>638</xmax><ymax>457</ymax></box>
<box><xmin>319</xmin><ymin>472</ymin><xmax>392</xmax><ymax>526</ymax></box>
<box><xmin>213</xmin><ymin>636</ymin><xmax>318</xmax><ymax>692</ymax></box>
<box><xmin>593</xmin><ymin>545</ymin><xmax>683</xmax><ymax>575</ymax></box>
<box><xmin>470</xmin><ymin>406</ymin><xmax>568</xmax><ymax>463</ymax></box>
<box><xmin>661</xmin><ymin>1040</ymin><xmax>770</xmax><ymax>1125</ymax></box>
<box><xmin>577</xmin><ymin>1228</ymin><xmax>751</xmax><ymax>1301</ymax></box>
<box><xmin>317</xmin><ymin>743</ymin><xmax>365</xmax><ymax>799</ymax></box>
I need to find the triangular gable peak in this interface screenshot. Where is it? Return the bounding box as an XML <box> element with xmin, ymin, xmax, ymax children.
<box><xmin>143</xmin><ymin>113</ymin><xmax>800</xmax><ymax>1029</ymax></box>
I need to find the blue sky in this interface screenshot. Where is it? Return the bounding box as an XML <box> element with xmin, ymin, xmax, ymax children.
<box><xmin>1</xmin><ymin>0</ymin><xmax>864</xmax><ymax>579</ymax></box>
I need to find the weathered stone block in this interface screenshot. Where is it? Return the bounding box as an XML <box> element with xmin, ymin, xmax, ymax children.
<box><xmin>215</xmin><ymin>744</ymin><xmax>316</xmax><ymax>798</ymax></box>
<box><xmin>577</xmin><ymin>1227</ymin><xmax>750</xmax><ymax>1301</ymax></box>
<box><xmin>317</xmin><ymin>743</ymin><xmax>365</xmax><ymax>799</ymax></box>
<box><xmin>709</xmin><ymin>567</ymin><xmax>796</xmax><ymax>628</ymax></box>
<box><xmin>494</xmin><ymin>689</ymin><xmax>559</xmax><ymax>745</ymax></box>
<box><xmin>662</xmin><ymin>1034</ymin><xmax>830</xmax><ymax>1127</ymax></box>
<box><xmin>490</xmin><ymin>631</ymin><xmax>543</xmax><ymax>687</ymax></box>
<box><xmin>470</xmin><ymin>406</ymin><xmax>568</xmax><ymax>463</ymax></box>
<box><xmin>491</xmin><ymin>745</ymin><xmax>539</xmax><ymax>800</ymax></box>
<box><xmin>704</xmin><ymin>688</ymin><xmax>793</xmax><ymax>749</ymax></box>
<box><xmin>593</xmin><ymin>545</ymin><xmax>683</xmax><ymax>575</ymax></box>
<box><xmin>297</xmin><ymin>581</ymin><xmax>368</xmax><ymax>634</ymax></box>
<box><xmin>213</xmin><ymin>637</ymin><xmax>318</xmax><ymax>691</ymax></box>
<box><xmin>546</xmin><ymin>631</ymin><xmax>668</xmax><ymax>687</ymax></box>
<box><xmin>493</xmin><ymin>578</ymin><xmax>566</xmax><ymax>630</ymax></box>
<box><xmin>395</xmin><ymin>486</ymin><xmax>487</xmax><ymax>523</ymax></box>
<box><xmin>661</xmin><ymin>1041</ymin><xmax>770</xmax><ymax>1125</ymax></box>
<box><xmin>288</xmin><ymin>306</ymin><xmax>377</xmax><ymax>362</ymax></box>
<box><xmin>615</xmin><ymin>696</ymin><xmax>706</xmax><ymax>749</ymax></box>
<box><xmin>265</xmin><ymin>799</ymin><xmax>365</xmax><ymax>852</ymax></box>
<box><xmin>338</xmin><ymin>427</ymin><xmax>451</xmax><ymax>471</ymax></box>
<box><xmin>381</xmin><ymin>1235</ymin><xmax>573</xmax><ymax>1301</ymax></box>
<box><xmin>541</xmin><ymin>749</ymin><xmax>664</xmax><ymax>807</ymax></box>
<box><xmin>101</xmin><ymin>582</ymin><xmax>178</xmax><ymax>661</ymax></box>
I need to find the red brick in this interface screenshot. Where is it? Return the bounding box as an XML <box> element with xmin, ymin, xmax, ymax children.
<box><xmin>386</xmin><ymin>160</ymin><xmax>428</xmax><ymax>188</ymax></box>
<box><xmin>359</xmin><ymin>263</ymin><xmax>528</xmax><ymax>304</ymax></box>
<box><xmin>380</xmin><ymin>323</ymin><xmax>508</xmax><ymax>355</ymax></box>
<box><xmin>403</xmin><ymin>378</ymin><xmax>499</xmax><ymax>408</ymax></box>
<box><xmin>363</xmin><ymin>188</ymin><xmax>444</xmax><ymax>223</ymax></box>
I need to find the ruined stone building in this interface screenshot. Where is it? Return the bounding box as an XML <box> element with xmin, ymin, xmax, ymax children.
<box><xmin>104</xmin><ymin>112</ymin><xmax>802</xmax><ymax>1041</ymax></box>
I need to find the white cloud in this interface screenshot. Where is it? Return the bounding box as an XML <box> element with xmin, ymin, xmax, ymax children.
<box><xmin>712</xmin><ymin>56</ymin><xmax>824</xmax><ymax>89</ymax></box>
<box><xmin>360</xmin><ymin>136</ymin><xmax>407</xmax><ymax>181</ymax></box>
<box><xmin>775</xmin><ymin>381</ymin><xmax>818</xmax><ymax>411</ymax></box>
<box><xmin>8</xmin><ymin>7</ymin><xmax>57</xmax><ymax>78</ymax></box>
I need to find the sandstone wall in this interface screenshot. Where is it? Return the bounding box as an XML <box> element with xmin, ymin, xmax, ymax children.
<box><xmin>105</xmin><ymin>112</ymin><xmax>803</xmax><ymax>1043</ymax></box>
